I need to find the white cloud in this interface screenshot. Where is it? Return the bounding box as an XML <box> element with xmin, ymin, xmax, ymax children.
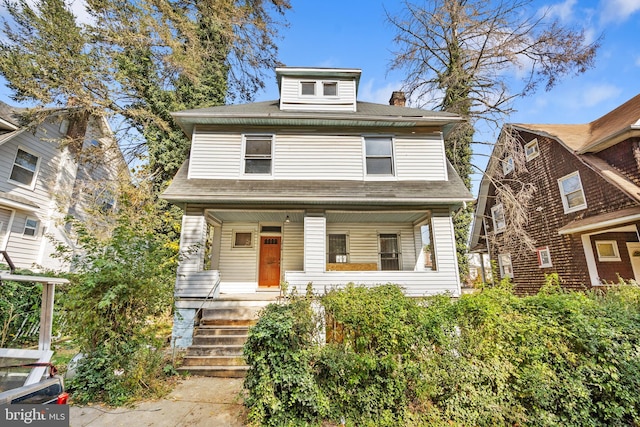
<box><xmin>359</xmin><ymin>79</ymin><xmax>404</xmax><ymax>104</ymax></box>
<box><xmin>541</xmin><ymin>0</ymin><xmax>578</xmax><ymax>21</ymax></box>
<box><xmin>577</xmin><ymin>84</ymin><xmax>622</xmax><ymax>107</ymax></box>
<box><xmin>600</xmin><ymin>0</ymin><xmax>640</xmax><ymax>24</ymax></box>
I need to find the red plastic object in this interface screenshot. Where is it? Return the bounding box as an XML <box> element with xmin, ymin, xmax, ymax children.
<box><xmin>56</xmin><ymin>392</ymin><xmax>69</xmax><ymax>404</ymax></box>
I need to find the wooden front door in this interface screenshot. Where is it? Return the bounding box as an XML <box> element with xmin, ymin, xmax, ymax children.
<box><xmin>259</xmin><ymin>236</ymin><xmax>281</xmax><ymax>287</ymax></box>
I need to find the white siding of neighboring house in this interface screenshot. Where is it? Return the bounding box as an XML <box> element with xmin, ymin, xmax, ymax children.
<box><xmin>0</xmin><ymin>119</ymin><xmax>65</xmax><ymax>269</ymax></box>
<box><xmin>304</xmin><ymin>216</ymin><xmax>326</xmax><ymax>273</ymax></box>
<box><xmin>188</xmin><ymin>132</ymin><xmax>448</xmax><ymax>181</ymax></box>
<box><xmin>279</xmin><ymin>77</ymin><xmax>356</xmax><ymax>112</ymax></box>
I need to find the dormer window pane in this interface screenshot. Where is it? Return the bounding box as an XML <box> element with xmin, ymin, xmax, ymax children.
<box><xmin>323</xmin><ymin>82</ymin><xmax>337</xmax><ymax>96</ymax></box>
<box><xmin>301</xmin><ymin>82</ymin><xmax>315</xmax><ymax>95</ymax></box>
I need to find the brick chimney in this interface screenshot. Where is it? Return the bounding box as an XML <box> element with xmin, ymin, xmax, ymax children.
<box><xmin>389</xmin><ymin>91</ymin><xmax>406</xmax><ymax>107</ymax></box>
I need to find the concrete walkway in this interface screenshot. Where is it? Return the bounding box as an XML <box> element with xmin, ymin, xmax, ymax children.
<box><xmin>69</xmin><ymin>376</ymin><xmax>247</xmax><ymax>427</ymax></box>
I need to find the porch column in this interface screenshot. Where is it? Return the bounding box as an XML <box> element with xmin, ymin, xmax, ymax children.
<box><xmin>177</xmin><ymin>207</ymin><xmax>207</xmax><ymax>274</ymax></box>
<box><xmin>304</xmin><ymin>215</ymin><xmax>326</xmax><ymax>273</ymax></box>
<box><xmin>581</xmin><ymin>234</ymin><xmax>600</xmax><ymax>286</ymax></box>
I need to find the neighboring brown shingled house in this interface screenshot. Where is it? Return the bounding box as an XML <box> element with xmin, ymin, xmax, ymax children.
<box><xmin>470</xmin><ymin>94</ymin><xmax>640</xmax><ymax>293</ymax></box>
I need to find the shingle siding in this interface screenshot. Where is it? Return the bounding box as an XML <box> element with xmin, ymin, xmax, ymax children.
<box><xmin>484</xmin><ymin>130</ymin><xmax>638</xmax><ymax>293</ymax></box>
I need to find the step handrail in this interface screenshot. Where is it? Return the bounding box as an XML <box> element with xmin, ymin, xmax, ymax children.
<box><xmin>0</xmin><ymin>251</ymin><xmax>16</xmax><ymax>274</ymax></box>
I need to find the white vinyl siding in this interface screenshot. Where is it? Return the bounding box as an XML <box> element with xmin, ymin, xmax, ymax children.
<box><xmin>4</xmin><ymin>214</ymin><xmax>41</xmax><ymax>267</ymax></box>
<box><xmin>304</xmin><ymin>216</ymin><xmax>326</xmax><ymax>273</ymax></box>
<box><xmin>219</xmin><ymin>223</ymin><xmax>259</xmax><ymax>282</ymax></box>
<box><xmin>394</xmin><ymin>135</ymin><xmax>447</xmax><ymax>180</ymax></box>
<box><xmin>274</xmin><ymin>134</ymin><xmax>363</xmax><ymax>180</ymax></box>
<box><xmin>281</xmin><ymin>222</ymin><xmax>304</xmax><ymax>272</ymax></box>
<box><xmin>279</xmin><ymin>76</ymin><xmax>356</xmax><ymax>112</ymax></box>
<box><xmin>189</xmin><ymin>132</ymin><xmax>448</xmax><ymax>181</ymax></box>
<box><xmin>177</xmin><ymin>210</ymin><xmax>207</xmax><ymax>274</ymax></box>
<box><xmin>188</xmin><ymin>131</ymin><xmax>243</xmax><ymax>179</ymax></box>
<box><xmin>286</xmin><ymin>213</ymin><xmax>460</xmax><ymax>296</ymax></box>
<box><xmin>326</xmin><ymin>223</ymin><xmax>416</xmax><ymax>270</ymax></box>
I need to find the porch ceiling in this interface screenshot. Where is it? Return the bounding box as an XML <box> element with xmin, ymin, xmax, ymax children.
<box><xmin>205</xmin><ymin>210</ymin><xmax>429</xmax><ymax>224</ymax></box>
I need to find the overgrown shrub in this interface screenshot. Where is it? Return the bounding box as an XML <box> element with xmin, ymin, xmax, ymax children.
<box><xmin>244</xmin><ymin>297</ymin><xmax>329</xmax><ymax>426</ymax></box>
<box><xmin>59</xmin><ymin>183</ymin><xmax>180</xmax><ymax>405</ymax></box>
<box><xmin>243</xmin><ymin>282</ymin><xmax>640</xmax><ymax>426</ymax></box>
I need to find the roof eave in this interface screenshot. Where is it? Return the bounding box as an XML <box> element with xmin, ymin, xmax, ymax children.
<box><xmin>578</xmin><ymin>126</ymin><xmax>640</xmax><ymax>154</ymax></box>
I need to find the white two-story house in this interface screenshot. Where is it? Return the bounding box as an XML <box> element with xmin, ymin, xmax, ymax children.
<box><xmin>0</xmin><ymin>102</ymin><xmax>127</xmax><ymax>272</ymax></box>
<box><xmin>164</xmin><ymin>67</ymin><xmax>473</xmax><ymax>352</ymax></box>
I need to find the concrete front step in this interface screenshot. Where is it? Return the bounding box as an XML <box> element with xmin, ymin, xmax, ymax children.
<box><xmin>196</xmin><ymin>326</ymin><xmax>250</xmax><ymax>336</ymax></box>
<box><xmin>182</xmin><ymin>355</ymin><xmax>246</xmax><ymax>367</ymax></box>
<box><xmin>177</xmin><ymin>365</ymin><xmax>249</xmax><ymax>378</ymax></box>
<box><xmin>192</xmin><ymin>335</ymin><xmax>248</xmax><ymax>346</ymax></box>
<box><xmin>186</xmin><ymin>344</ymin><xmax>245</xmax><ymax>357</ymax></box>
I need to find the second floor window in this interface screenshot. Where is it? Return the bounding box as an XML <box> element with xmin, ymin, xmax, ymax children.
<box><xmin>558</xmin><ymin>171</ymin><xmax>587</xmax><ymax>213</ymax></box>
<box><xmin>491</xmin><ymin>203</ymin><xmax>506</xmax><ymax>233</ymax></box>
<box><xmin>365</xmin><ymin>137</ymin><xmax>394</xmax><ymax>175</ymax></box>
<box><xmin>10</xmin><ymin>148</ymin><xmax>39</xmax><ymax>187</ymax></box>
<box><xmin>244</xmin><ymin>135</ymin><xmax>273</xmax><ymax>174</ymax></box>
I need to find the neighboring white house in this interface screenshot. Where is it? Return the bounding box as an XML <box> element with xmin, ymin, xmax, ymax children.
<box><xmin>0</xmin><ymin>102</ymin><xmax>127</xmax><ymax>272</ymax></box>
<box><xmin>163</xmin><ymin>67</ymin><xmax>474</xmax><ymax>347</ymax></box>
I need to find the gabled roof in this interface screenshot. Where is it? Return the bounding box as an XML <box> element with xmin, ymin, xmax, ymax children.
<box><xmin>0</xmin><ymin>101</ymin><xmax>23</xmax><ymax>131</ymax></box>
<box><xmin>513</xmin><ymin>93</ymin><xmax>640</xmax><ymax>153</ymax></box>
<box><xmin>172</xmin><ymin>100</ymin><xmax>462</xmax><ymax>138</ymax></box>
<box><xmin>163</xmin><ymin>160</ymin><xmax>473</xmax><ymax>207</ymax></box>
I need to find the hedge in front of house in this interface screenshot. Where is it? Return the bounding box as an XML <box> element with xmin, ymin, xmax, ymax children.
<box><xmin>243</xmin><ymin>282</ymin><xmax>640</xmax><ymax>427</ymax></box>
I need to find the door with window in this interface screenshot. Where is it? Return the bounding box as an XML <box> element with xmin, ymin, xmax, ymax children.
<box><xmin>259</xmin><ymin>236</ymin><xmax>281</xmax><ymax>287</ymax></box>
<box><xmin>379</xmin><ymin>234</ymin><xmax>400</xmax><ymax>270</ymax></box>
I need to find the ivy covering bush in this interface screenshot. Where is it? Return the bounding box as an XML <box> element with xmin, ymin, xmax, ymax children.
<box><xmin>243</xmin><ymin>281</ymin><xmax>640</xmax><ymax>426</ymax></box>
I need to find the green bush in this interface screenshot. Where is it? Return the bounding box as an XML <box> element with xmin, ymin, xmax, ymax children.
<box><xmin>243</xmin><ymin>282</ymin><xmax>640</xmax><ymax>426</ymax></box>
<box><xmin>58</xmin><ymin>184</ymin><xmax>179</xmax><ymax>405</ymax></box>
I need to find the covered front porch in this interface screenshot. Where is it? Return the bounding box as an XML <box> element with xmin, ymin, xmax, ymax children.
<box><xmin>175</xmin><ymin>207</ymin><xmax>461</xmax><ymax>299</ymax></box>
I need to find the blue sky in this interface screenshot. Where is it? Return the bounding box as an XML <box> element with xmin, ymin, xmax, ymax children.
<box><xmin>252</xmin><ymin>0</ymin><xmax>640</xmax><ymax>192</ymax></box>
<box><xmin>1</xmin><ymin>0</ymin><xmax>640</xmax><ymax>194</ymax></box>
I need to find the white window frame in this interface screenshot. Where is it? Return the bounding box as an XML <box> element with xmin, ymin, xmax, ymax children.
<box><xmin>242</xmin><ymin>134</ymin><xmax>273</xmax><ymax>176</ymax></box>
<box><xmin>498</xmin><ymin>253</ymin><xmax>513</xmax><ymax>278</ymax></box>
<box><xmin>491</xmin><ymin>203</ymin><xmax>506</xmax><ymax>233</ymax></box>
<box><xmin>525</xmin><ymin>139</ymin><xmax>540</xmax><ymax>161</ymax></box>
<box><xmin>232</xmin><ymin>231</ymin><xmax>254</xmax><ymax>249</ymax></box>
<box><xmin>558</xmin><ymin>171</ymin><xmax>587</xmax><ymax>214</ymax></box>
<box><xmin>364</xmin><ymin>136</ymin><xmax>395</xmax><ymax>177</ymax></box>
<box><xmin>8</xmin><ymin>146</ymin><xmax>40</xmax><ymax>189</ymax></box>
<box><xmin>537</xmin><ymin>246</ymin><xmax>552</xmax><ymax>268</ymax></box>
<box><xmin>23</xmin><ymin>217</ymin><xmax>39</xmax><ymax>238</ymax></box>
<box><xmin>595</xmin><ymin>240</ymin><xmax>621</xmax><ymax>262</ymax></box>
<box><xmin>502</xmin><ymin>156</ymin><xmax>514</xmax><ymax>175</ymax></box>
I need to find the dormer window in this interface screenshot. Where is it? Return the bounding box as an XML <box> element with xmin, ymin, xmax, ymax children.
<box><xmin>323</xmin><ymin>82</ymin><xmax>337</xmax><ymax>96</ymax></box>
<box><xmin>301</xmin><ymin>82</ymin><xmax>315</xmax><ymax>96</ymax></box>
